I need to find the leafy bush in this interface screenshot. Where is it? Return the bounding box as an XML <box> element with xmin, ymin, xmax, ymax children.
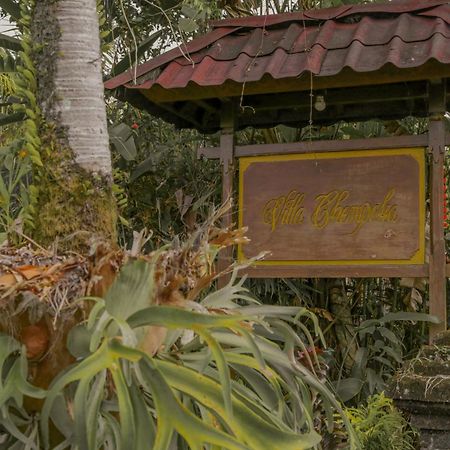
<box><xmin>334</xmin><ymin>312</ymin><xmax>439</xmax><ymax>403</ymax></box>
<box><xmin>343</xmin><ymin>393</ymin><xmax>417</xmax><ymax>450</ymax></box>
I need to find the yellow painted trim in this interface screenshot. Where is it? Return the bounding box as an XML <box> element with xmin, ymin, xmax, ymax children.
<box><xmin>238</xmin><ymin>147</ymin><xmax>426</xmax><ymax>266</ymax></box>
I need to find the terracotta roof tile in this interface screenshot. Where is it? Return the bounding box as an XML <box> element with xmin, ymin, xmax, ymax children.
<box><xmin>106</xmin><ymin>0</ymin><xmax>450</xmax><ymax>92</ymax></box>
<box><xmin>104</xmin><ymin>1</ymin><xmax>450</xmax><ymax>131</ymax></box>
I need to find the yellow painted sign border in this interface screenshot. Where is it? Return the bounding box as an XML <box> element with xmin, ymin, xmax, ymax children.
<box><xmin>238</xmin><ymin>147</ymin><xmax>426</xmax><ymax>266</ymax></box>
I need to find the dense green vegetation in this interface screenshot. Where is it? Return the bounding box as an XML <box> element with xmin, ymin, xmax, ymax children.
<box><xmin>0</xmin><ymin>0</ymin><xmax>446</xmax><ymax>448</ymax></box>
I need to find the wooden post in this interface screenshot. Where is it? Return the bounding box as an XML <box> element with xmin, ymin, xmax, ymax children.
<box><xmin>428</xmin><ymin>80</ymin><xmax>447</xmax><ymax>340</ymax></box>
<box><xmin>217</xmin><ymin>101</ymin><xmax>235</xmax><ymax>288</ymax></box>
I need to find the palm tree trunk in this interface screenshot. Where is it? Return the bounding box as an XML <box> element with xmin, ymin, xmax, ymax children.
<box><xmin>30</xmin><ymin>0</ymin><xmax>116</xmax><ymax>249</ymax></box>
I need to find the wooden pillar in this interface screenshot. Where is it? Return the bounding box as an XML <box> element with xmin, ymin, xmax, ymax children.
<box><xmin>217</xmin><ymin>102</ymin><xmax>235</xmax><ymax>288</ymax></box>
<box><xmin>428</xmin><ymin>80</ymin><xmax>447</xmax><ymax>340</ymax></box>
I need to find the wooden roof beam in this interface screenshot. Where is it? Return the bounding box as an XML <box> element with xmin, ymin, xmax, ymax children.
<box><xmin>238</xmin><ymin>99</ymin><xmax>427</xmax><ymax>129</ymax></box>
<box><xmin>241</xmin><ymin>82</ymin><xmax>428</xmax><ymax>112</ymax></box>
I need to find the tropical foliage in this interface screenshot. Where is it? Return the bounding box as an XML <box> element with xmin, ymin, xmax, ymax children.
<box><xmin>1</xmin><ymin>219</ymin><xmax>357</xmax><ymax>449</ymax></box>
<box><xmin>0</xmin><ymin>0</ymin><xmax>444</xmax><ymax>449</ymax></box>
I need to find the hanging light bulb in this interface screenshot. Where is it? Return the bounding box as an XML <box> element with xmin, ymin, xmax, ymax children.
<box><xmin>314</xmin><ymin>95</ymin><xmax>326</xmax><ymax>112</ymax></box>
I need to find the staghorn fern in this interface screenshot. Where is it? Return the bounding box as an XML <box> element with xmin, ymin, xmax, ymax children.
<box><xmin>0</xmin><ymin>254</ymin><xmax>359</xmax><ymax>449</ymax></box>
<box><xmin>0</xmin><ymin>217</ymin><xmax>358</xmax><ymax>449</ymax></box>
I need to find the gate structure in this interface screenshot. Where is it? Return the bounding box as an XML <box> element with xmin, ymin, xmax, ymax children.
<box><xmin>106</xmin><ymin>0</ymin><xmax>450</xmax><ymax>338</ymax></box>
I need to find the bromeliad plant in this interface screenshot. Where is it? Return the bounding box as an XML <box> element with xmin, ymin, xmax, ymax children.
<box><xmin>0</xmin><ymin>216</ymin><xmax>358</xmax><ymax>449</ymax></box>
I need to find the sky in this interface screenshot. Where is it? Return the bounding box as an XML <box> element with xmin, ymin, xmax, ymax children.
<box><xmin>0</xmin><ymin>16</ymin><xmax>17</xmax><ymax>36</ymax></box>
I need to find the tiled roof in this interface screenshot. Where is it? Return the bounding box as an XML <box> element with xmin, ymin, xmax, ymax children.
<box><xmin>105</xmin><ymin>1</ymin><xmax>450</xmax><ymax>131</ymax></box>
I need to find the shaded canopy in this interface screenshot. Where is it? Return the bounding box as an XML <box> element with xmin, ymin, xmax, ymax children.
<box><xmin>105</xmin><ymin>0</ymin><xmax>450</xmax><ymax>132</ymax></box>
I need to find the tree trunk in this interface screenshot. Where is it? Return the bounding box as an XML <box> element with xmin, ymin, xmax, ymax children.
<box><xmin>328</xmin><ymin>280</ymin><xmax>357</xmax><ymax>373</ymax></box>
<box><xmin>30</xmin><ymin>0</ymin><xmax>116</xmax><ymax>249</ymax></box>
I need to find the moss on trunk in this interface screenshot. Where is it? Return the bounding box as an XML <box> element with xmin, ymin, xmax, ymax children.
<box><xmin>33</xmin><ymin>129</ymin><xmax>117</xmax><ymax>250</ymax></box>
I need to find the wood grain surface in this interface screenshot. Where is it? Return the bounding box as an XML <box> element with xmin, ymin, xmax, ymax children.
<box><xmin>238</xmin><ymin>148</ymin><xmax>425</xmax><ymax>266</ymax></box>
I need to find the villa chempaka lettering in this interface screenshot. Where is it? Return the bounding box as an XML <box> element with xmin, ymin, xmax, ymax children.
<box><xmin>263</xmin><ymin>188</ymin><xmax>398</xmax><ymax>234</ymax></box>
<box><xmin>239</xmin><ymin>148</ymin><xmax>425</xmax><ymax>265</ymax></box>
<box><xmin>262</xmin><ymin>190</ymin><xmax>305</xmax><ymax>231</ymax></box>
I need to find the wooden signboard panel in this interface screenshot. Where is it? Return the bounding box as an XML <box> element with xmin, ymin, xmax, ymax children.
<box><xmin>238</xmin><ymin>148</ymin><xmax>425</xmax><ymax>267</ymax></box>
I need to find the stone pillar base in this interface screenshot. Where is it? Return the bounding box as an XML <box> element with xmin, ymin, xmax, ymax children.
<box><xmin>388</xmin><ymin>331</ymin><xmax>450</xmax><ymax>450</ymax></box>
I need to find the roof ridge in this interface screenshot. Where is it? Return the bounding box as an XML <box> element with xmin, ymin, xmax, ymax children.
<box><xmin>210</xmin><ymin>1</ymin><xmax>449</xmax><ymax>29</ymax></box>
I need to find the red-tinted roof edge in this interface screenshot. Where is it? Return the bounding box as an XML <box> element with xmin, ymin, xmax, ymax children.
<box><xmin>105</xmin><ymin>26</ymin><xmax>241</xmax><ymax>90</ymax></box>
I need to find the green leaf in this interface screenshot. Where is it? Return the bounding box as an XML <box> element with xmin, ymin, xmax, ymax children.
<box><xmin>0</xmin><ymin>416</ymin><xmax>39</xmax><ymax>449</ymax></box>
<box><xmin>137</xmin><ymin>357</ymin><xmax>252</xmax><ymax>450</ymax></box>
<box><xmin>377</xmin><ymin>326</ymin><xmax>401</xmax><ymax>345</ymax></box>
<box><xmin>373</xmin><ymin>355</ymin><xmax>394</xmax><ymax>369</ymax></box>
<box><xmin>89</xmin><ymin>310</ymin><xmax>114</xmax><ymax>352</ymax></box>
<box><xmin>41</xmin><ymin>341</ymin><xmax>114</xmax><ymax>448</ymax></box>
<box><xmin>129</xmin><ymin>384</ymin><xmax>156</xmax><ymax>449</ymax></box>
<box><xmin>229</xmin><ymin>364</ymin><xmax>279</xmax><ymax>411</ymax></box>
<box><xmin>239</xmin><ymin>327</ymin><xmax>265</xmax><ymax>370</ymax></box>
<box><xmin>130</xmin><ymin>155</ymin><xmax>155</xmax><ymax>182</ymax></box>
<box><xmin>73</xmin><ymin>375</ymin><xmax>91</xmax><ymax>450</ymax></box>
<box><xmin>0</xmin><ymin>33</ymin><xmax>21</xmax><ymax>52</ymax></box>
<box><xmin>196</xmin><ymin>329</ymin><xmax>233</xmax><ymax>418</ymax></box>
<box><xmin>86</xmin><ymin>371</ymin><xmax>107</xmax><ymax>449</ymax></box>
<box><xmin>4</xmin><ymin>152</ymin><xmax>13</xmax><ymax>170</ymax></box>
<box><xmin>239</xmin><ymin>305</ymin><xmax>307</xmax><ymax>317</ymax></box>
<box><xmin>109</xmin><ymin>123</ymin><xmax>137</xmax><ymax>161</ymax></box>
<box><xmin>178</xmin><ymin>17</ymin><xmax>198</xmax><ymax>33</ymax></box>
<box><xmin>110</xmin><ymin>135</ymin><xmax>136</xmax><ymax>161</ymax></box>
<box><xmin>383</xmin><ymin>346</ymin><xmax>402</xmax><ymax>364</ymax></box>
<box><xmin>66</xmin><ymin>324</ymin><xmax>92</xmax><ymax>359</ymax></box>
<box><xmin>0</xmin><ymin>344</ymin><xmax>45</xmax><ymax>409</ymax></box>
<box><xmin>334</xmin><ymin>378</ymin><xmax>363</xmax><ymax>402</ymax></box>
<box><xmin>105</xmin><ymin>259</ymin><xmax>156</xmax><ymax>320</ymax></box>
<box><xmin>154</xmin><ymin>358</ymin><xmax>321</xmax><ymax>449</ymax></box>
<box><xmin>350</xmin><ymin>347</ymin><xmax>368</xmax><ymax>380</ymax></box>
<box><xmin>379</xmin><ymin>312</ymin><xmax>440</xmax><ymax>324</ymax></box>
<box><xmin>128</xmin><ymin>305</ymin><xmax>250</xmax><ymax>331</ymax></box>
<box><xmin>49</xmin><ymin>394</ymin><xmax>74</xmax><ymax>440</ymax></box>
<box><xmin>111</xmin><ymin>367</ymin><xmax>136</xmax><ymax>450</ymax></box>
<box><xmin>0</xmin><ymin>0</ymin><xmax>20</xmax><ymax>20</ymax></box>
<box><xmin>212</xmin><ymin>328</ymin><xmax>352</xmax><ymax>439</ymax></box>
<box><xmin>103</xmin><ymin>412</ymin><xmax>121</xmax><ymax>448</ymax></box>
<box><xmin>366</xmin><ymin>368</ymin><xmax>383</xmax><ymax>394</ymax></box>
<box><xmin>180</xmin><ymin>4</ymin><xmax>198</xmax><ymax>18</ymax></box>
<box><xmin>201</xmin><ymin>275</ymin><xmax>258</xmax><ymax>309</ymax></box>
<box><xmin>0</xmin><ymin>112</ymin><xmax>25</xmax><ymax>127</ymax></box>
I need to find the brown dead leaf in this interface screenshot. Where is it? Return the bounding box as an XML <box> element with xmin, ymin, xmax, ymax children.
<box><xmin>187</xmin><ymin>273</ymin><xmax>216</xmax><ymax>301</ymax></box>
<box><xmin>16</xmin><ymin>265</ymin><xmax>45</xmax><ymax>280</ymax></box>
<box><xmin>310</xmin><ymin>307</ymin><xmax>334</xmax><ymax>322</ymax></box>
<box><xmin>403</xmin><ymin>287</ymin><xmax>423</xmax><ymax>312</ymax></box>
<box><xmin>0</xmin><ymin>273</ymin><xmax>18</xmax><ymax>288</ymax></box>
<box><xmin>209</xmin><ymin>227</ymin><xmax>249</xmax><ymax>247</ymax></box>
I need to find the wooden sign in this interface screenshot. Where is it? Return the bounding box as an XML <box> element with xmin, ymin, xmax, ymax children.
<box><xmin>238</xmin><ymin>148</ymin><xmax>425</xmax><ymax>266</ymax></box>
